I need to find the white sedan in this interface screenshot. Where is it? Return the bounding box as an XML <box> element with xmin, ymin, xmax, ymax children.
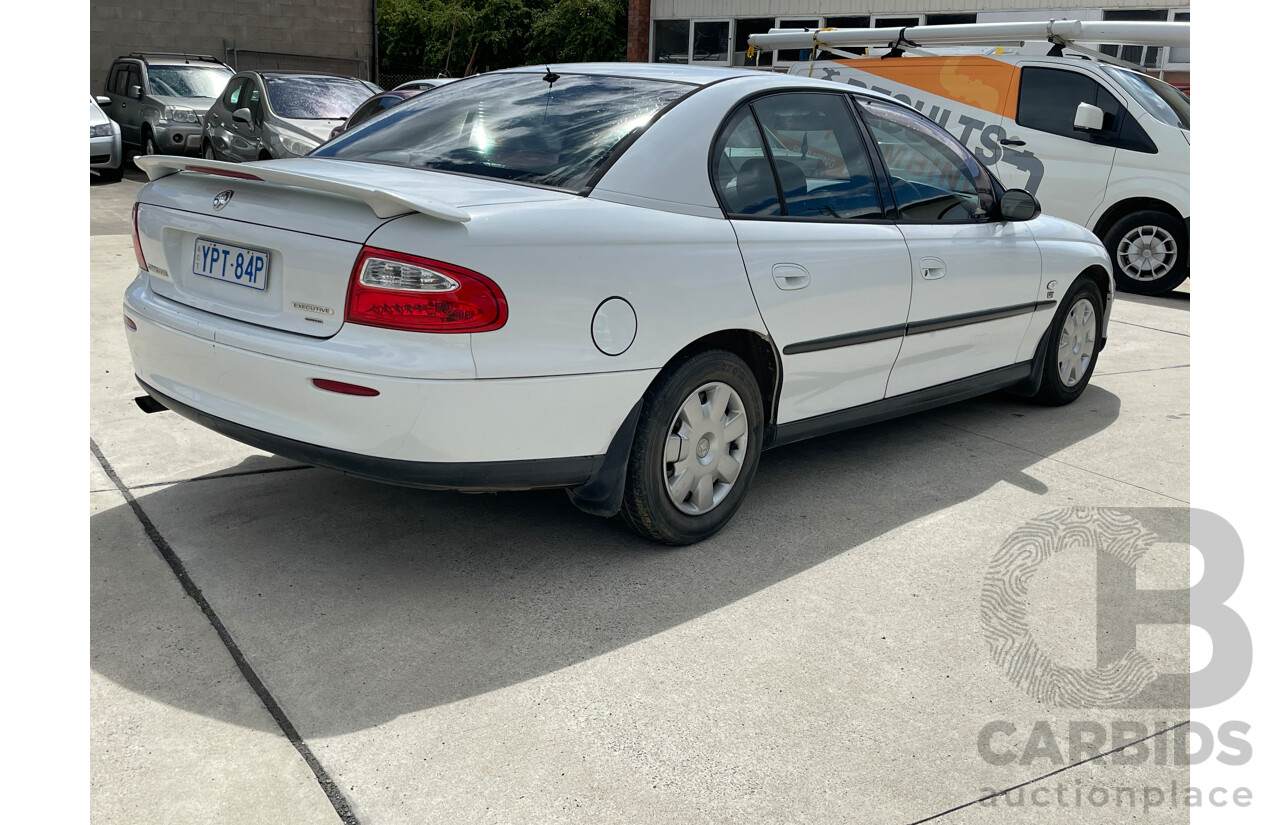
<box><xmin>126</xmin><ymin>63</ymin><xmax>1112</xmax><ymax>544</ymax></box>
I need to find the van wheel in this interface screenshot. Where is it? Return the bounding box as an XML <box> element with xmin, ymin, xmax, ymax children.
<box><xmin>1035</xmin><ymin>278</ymin><xmax>1103</xmax><ymax>406</ymax></box>
<box><xmin>1103</xmin><ymin>210</ymin><xmax>1188</xmax><ymax>295</ymax></box>
<box><xmin>618</xmin><ymin>350</ymin><xmax>763</xmax><ymax>545</ymax></box>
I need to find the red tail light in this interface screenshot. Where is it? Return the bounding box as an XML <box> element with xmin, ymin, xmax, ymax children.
<box><xmin>131</xmin><ymin>203</ymin><xmax>148</xmax><ymax>271</ymax></box>
<box><xmin>345</xmin><ymin>247</ymin><xmax>508</xmax><ymax>333</ymax></box>
<box><xmin>183</xmin><ymin>165</ymin><xmax>264</xmax><ymax>181</ymax></box>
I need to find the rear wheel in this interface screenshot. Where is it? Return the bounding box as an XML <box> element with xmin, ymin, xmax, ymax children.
<box><xmin>1034</xmin><ymin>278</ymin><xmax>1103</xmax><ymax>406</ymax></box>
<box><xmin>618</xmin><ymin>350</ymin><xmax>764</xmax><ymax>545</ymax></box>
<box><xmin>1103</xmin><ymin>210</ymin><xmax>1188</xmax><ymax>295</ymax></box>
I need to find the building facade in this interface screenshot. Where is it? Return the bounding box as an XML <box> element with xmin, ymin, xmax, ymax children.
<box><xmin>90</xmin><ymin>1</ymin><xmax>375</xmax><ymax>95</ymax></box>
<box><xmin>628</xmin><ymin>1</ymin><xmax>1189</xmax><ymax>89</ymax></box>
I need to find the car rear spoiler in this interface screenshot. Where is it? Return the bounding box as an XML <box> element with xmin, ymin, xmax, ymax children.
<box><xmin>132</xmin><ymin>156</ymin><xmax>471</xmax><ymax>223</ymax></box>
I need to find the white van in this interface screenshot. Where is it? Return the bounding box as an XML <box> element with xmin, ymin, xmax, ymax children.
<box><xmin>761</xmin><ymin>26</ymin><xmax>1190</xmax><ymax>295</ymax></box>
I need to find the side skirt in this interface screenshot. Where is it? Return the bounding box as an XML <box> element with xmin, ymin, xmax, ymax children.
<box><xmin>770</xmin><ymin>361</ymin><xmax>1034</xmax><ymax>449</ymax></box>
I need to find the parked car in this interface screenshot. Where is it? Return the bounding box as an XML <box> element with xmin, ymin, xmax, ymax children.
<box><xmin>793</xmin><ymin>52</ymin><xmax>1189</xmax><ymax>295</ymax></box>
<box><xmin>90</xmin><ymin>96</ymin><xmax>123</xmax><ymax>181</ymax></box>
<box><xmin>202</xmin><ymin>71</ymin><xmax>381</xmax><ymax>162</ymax></box>
<box><xmin>126</xmin><ymin>64</ymin><xmax>1113</xmax><ymax>545</ymax></box>
<box><xmin>100</xmin><ymin>53</ymin><xmax>234</xmax><ymax>156</ymax></box>
<box><xmin>392</xmin><ymin>78</ymin><xmax>458</xmax><ymax>91</ymax></box>
<box><xmin>328</xmin><ymin>90</ymin><xmax>423</xmax><ymax>141</ymax></box>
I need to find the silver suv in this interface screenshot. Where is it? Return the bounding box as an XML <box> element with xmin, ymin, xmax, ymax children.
<box><xmin>100</xmin><ymin>53</ymin><xmax>234</xmax><ymax>157</ymax></box>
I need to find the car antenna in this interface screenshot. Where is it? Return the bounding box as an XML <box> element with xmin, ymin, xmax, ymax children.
<box><xmin>543</xmin><ymin>65</ymin><xmax>560</xmax><ymax>87</ymax></box>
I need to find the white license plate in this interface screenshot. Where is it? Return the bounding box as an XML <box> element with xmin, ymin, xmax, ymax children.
<box><xmin>192</xmin><ymin>237</ymin><xmax>269</xmax><ymax>290</ymax></box>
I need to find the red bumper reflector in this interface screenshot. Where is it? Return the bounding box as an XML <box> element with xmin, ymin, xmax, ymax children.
<box><xmin>123</xmin><ymin>314</ymin><xmax>137</xmax><ymax>331</ymax></box>
<box><xmin>311</xmin><ymin>378</ymin><xmax>380</xmax><ymax>397</ymax></box>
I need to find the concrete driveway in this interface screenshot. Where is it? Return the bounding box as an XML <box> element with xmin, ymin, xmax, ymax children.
<box><xmin>90</xmin><ymin>165</ymin><xmax>1192</xmax><ymax>824</ymax></box>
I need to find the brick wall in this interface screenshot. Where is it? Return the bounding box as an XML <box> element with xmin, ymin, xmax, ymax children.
<box><xmin>627</xmin><ymin>0</ymin><xmax>651</xmax><ymax>62</ymax></box>
<box><xmin>90</xmin><ymin>0</ymin><xmax>374</xmax><ymax>93</ymax></box>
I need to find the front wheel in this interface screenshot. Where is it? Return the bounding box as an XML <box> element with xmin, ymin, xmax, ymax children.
<box><xmin>1103</xmin><ymin>210</ymin><xmax>1188</xmax><ymax>295</ymax></box>
<box><xmin>1034</xmin><ymin>278</ymin><xmax>1104</xmax><ymax>406</ymax></box>
<box><xmin>618</xmin><ymin>350</ymin><xmax>764</xmax><ymax>545</ymax></box>
<box><xmin>142</xmin><ymin>131</ymin><xmax>160</xmax><ymax>156</ymax></box>
<box><xmin>203</xmin><ymin>139</ymin><xmax>216</xmax><ymax>160</ymax></box>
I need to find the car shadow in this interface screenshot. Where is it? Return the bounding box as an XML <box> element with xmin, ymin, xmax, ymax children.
<box><xmin>91</xmin><ymin>387</ymin><xmax>1122</xmax><ymax>737</ymax></box>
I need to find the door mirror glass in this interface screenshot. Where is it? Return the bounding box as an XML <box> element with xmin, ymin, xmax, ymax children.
<box><xmin>999</xmin><ymin>189</ymin><xmax>1041</xmax><ymax>222</ymax></box>
<box><xmin>232</xmin><ymin>107</ymin><xmax>254</xmax><ymax>125</ymax></box>
<box><xmin>1074</xmin><ymin>102</ymin><xmax>1106</xmax><ymax>132</ymax></box>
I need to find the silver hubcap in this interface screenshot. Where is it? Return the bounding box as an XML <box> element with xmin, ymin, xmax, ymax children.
<box><xmin>664</xmin><ymin>381</ymin><xmax>748</xmax><ymax>515</ymax></box>
<box><xmin>1057</xmin><ymin>298</ymin><xmax>1097</xmax><ymax>388</ymax></box>
<box><xmin>144</xmin><ymin>138</ymin><xmax>155</xmax><ymax>155</ymax></box>
<box><xmin>1116</xmin><ymin>225</ymin><xmax>1177</xmax><ymax>281</ymax></box>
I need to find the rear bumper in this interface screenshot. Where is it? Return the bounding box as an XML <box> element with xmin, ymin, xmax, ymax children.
<box><xmin>123</xmin><ymin>276</ymin><xmax>657</xmax><ymax>475</ymax></box>
<box><xmin>138</xmin><ymin>378</ymin><xmax>603</xmax><ymax>491</ymax></box>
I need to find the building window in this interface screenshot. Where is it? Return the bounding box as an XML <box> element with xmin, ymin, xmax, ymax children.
<box><xmin>926</xmin><ymin>14</ymin><xmax>978</xmax><ymax>26</ymax></box>
<box><xmin>692</xmin><ymin>20</ymin><xmax>731</xmax><ymax>64</ymax></box>
<box><xmin>1099</xmin><ymin>9</ymin><xmax>1168</xmax><ymax>70</ymax></box>
<box><xmin>734</xmin><ymin>18</ymin><xmax>775</xmax><ymax>66</ymax></box>
<box><xmin>653</xmin><ymin>19</ymin><xmax>690</xmax><ymax>64</ymax></box>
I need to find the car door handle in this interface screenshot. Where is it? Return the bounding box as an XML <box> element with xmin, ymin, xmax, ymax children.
<box><xmin>920</xmin><ymin>257</ymin><xmax>946</xmax><ymax>280</ymax></box>
<box><xmin>1000</xmin><ymin>137</ymin><xmax>1026</xmax><ymax>146</ymax></box>
<box><xmin>772</xmin><ymin>263</ymin><xmax>810</xmax><ymax>290</ymax></box>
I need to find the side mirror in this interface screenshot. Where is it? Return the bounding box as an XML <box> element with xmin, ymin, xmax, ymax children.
<box><xmin>1073</xmin><ymin>102</ymin><xmax>1105</xmax><ymax>132</ymax></box>
<box><xmin>999</xmin><ymin>189</ymin><xmax>1041</xmax><ymax>222</ymax></box>
<box><xmin>130</xmin><ymin>85</ymin><xmax>143</xmax><ymax>100</ymax></box>
<box><xmin>95</xmin><ymin>95</ymin><xmax>112</xmax><ymax>107</ymax></box>
<box><xmin>232</xmin><ymin>107</ymin><xmax>254</xmax><ymax>125</ymax></box>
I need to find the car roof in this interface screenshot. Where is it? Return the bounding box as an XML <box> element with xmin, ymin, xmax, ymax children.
<box><xmin>497</xmin><ymin>62</ymin><xmax>763</xmax><ymax>87</ymax></box>
<box><xmin>256</xmin><ymin>70</ymin><xmax>369</xmax><ymax>81</ymax></box>
<box><xmin>481</xmin><ymin>62</ymin><xmax>900</xmax><ymax>107</ymax></box>
<box><xmin>120</xmin><ymin>53</ymin><xmax>229</xmax><ymax>68</ymax></box>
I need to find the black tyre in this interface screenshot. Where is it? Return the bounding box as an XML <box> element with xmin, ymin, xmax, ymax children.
<box><xmin>97</xmin><ymin>164</ymin><xmax>124</xmax><ymax>182</ymax></box>
<box><xmin>618</xmin><ymin>350</ymin><xmax>764</xmax><ymax>545</ymax></box>
<box><xmin>142</xmin><ymin>130</ymin><xmax>160</xmax><ymax>156</ymax></box>
<box><xmin>203</xmin><ymin>139</ymin><xmax>217</xmax><ymax>160</ymax></box>
<box><xmin>1034</xmin><ymin>278</ymin><xmax>1104</xmax><ymax>406</ymax></box>
<box><xmin>1103</xmin><ymin>209</ymin><xmax>1188</xmax><ymax>295</ymax></box>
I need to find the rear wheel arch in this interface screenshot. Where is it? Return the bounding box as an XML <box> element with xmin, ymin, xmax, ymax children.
<box><xmin>565</xmin><ymin>328</ymin><xmax>781</xmax><ymax>522</ymax></box>
<box><xmin>657</xmin><ymin>329</ymin><xmax>782</xmax><ymax>444</ymax></box>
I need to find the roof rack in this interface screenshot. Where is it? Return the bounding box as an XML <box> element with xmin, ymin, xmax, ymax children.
<box><xmin>747</xmin><ymin>20</ymin><xmax>1189</xmax><ymax>70</ymax></box>
<box><xmin>126</xmin><ymin>52</ymin><xmax>226</xmax><ymax>66</ymax></box>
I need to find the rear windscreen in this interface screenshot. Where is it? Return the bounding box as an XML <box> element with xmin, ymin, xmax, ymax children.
<box><xmin>311</xmin><ymin>72</ymin><xmax>693</xmax><ymax>191</ymax></box>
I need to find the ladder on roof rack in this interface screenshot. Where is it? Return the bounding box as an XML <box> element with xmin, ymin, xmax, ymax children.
<box><xmin>746</xmin><ymin>20</ymin><xmax>1189</xmax><ymax>71</ymax></box>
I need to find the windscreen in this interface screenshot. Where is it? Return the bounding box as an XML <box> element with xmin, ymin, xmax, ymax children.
<box><xmin>265</xmin><ymin>76</ymin><xmax>374</xmax><ymax>119</ymax></box>
<box><xmin>311</xmin><ymin>72</ymin><xmax>693</xmax><ymax>191</ymax></box>
<box><xmin>1102</xmin><ymin>66</ymin><xmax>1189</xmax><ymax>129</ymax></box>
<box><xmin>147</xmin><ymin>65</ymin><xmax>233</xmax><ymax>98</ymax></box>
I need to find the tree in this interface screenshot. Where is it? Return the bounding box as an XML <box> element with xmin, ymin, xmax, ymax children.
<box><xmin>378</xmin><ymin>0</ymin><xmax>626</xmax><ymax>79</ymax></box>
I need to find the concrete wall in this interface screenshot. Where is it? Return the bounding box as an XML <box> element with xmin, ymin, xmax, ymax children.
<box><xmin>90</xmin><ymin>0</ymin><xmax>374</xmax><ymax>94</ymax></box>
